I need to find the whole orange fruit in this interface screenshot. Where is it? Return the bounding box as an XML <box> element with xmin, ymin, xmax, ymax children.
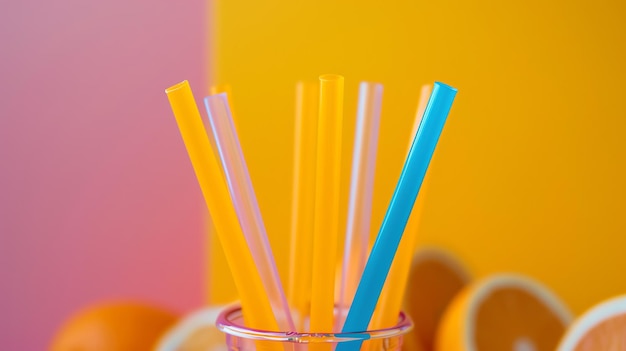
<box><xmin>50</xmin><ymin>301</ymin><xmax>179</xmax><ymax>351</ymax></box>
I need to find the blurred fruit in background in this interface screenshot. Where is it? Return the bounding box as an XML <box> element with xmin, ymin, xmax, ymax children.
<box><xmin>50</xmin><ymin>301</ymin><xmax>178</xmax><ymax>351</ymax></box>
<box><xmin>557</xmin><ymin>295</ymin><xmax>626</xmax><ymax>351</ymax></box>
<box><xmin>436</xmin><ymin>274</ymin><xmax>572</xmax><ymax>351</ymax></box>
<box><xmin>155</xmin><ymin>305</ymin><xmax>227</xmax><ymax>351</ymax></box>
<box><xmin>402</xmin><ymin>247</ymin><xmax>471</xmax><ymax>351</ymax></box>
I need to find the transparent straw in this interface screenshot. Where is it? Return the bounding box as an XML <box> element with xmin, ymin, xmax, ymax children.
<box><xmin>310</xmin><ymin>74</ymin><xmax>344</xmax><ymax>347</ymax></box>
<box><xmin>337</xmin><ymin>82</ymin><xmax>457</xmax><ymax>351</ymax></box>
<box><xmin>337</xmin><ymin>82</ymin><xmax>383</xmax><ymax>329</ymax></box>
<box><xmin>370</xmin><ymin>84</ymin><xmax>432</xmax><ymax>331</ymax></box>
<box><xmin>204</xmin><ymin>93</ymin><xmax>295</xmax><ymax>332</ymax></box>
<box><xmin>165</xmin><ymin>81</ymin><xmax>280</xmax><ymax>333</ymax></box>
<box><xmin>209</xmin><ymin>84</ymin><xmax>238</xmax><ymax>128</ymax></box>
<box><xmin>288</xmin><ymin>82</ymin><xmax>319</xmax><ymax>330</ymax></box>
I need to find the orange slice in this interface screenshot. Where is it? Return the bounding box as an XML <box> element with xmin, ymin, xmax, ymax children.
<box><xmin>557</xmin><ymin>295</ymin><xmax>626</xmax><ymax>350</ymax></box>
<box><xmin>402</xmin><ymin>247</ymin><xmax>471</xmax><ymax>351</ymax></box>
<box><xmin>154</xmin><ymin>305</ymin><xmax>227</xmax><ymax>351</ymax></box>
<box><xmin>436</xmin><ymin>274</ymin><xmax>572</xmax><ymax>351</ymax></box>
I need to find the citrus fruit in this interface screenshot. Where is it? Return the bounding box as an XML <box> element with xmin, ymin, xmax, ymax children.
<box><xmin>154</xmin><ymin>305</ymin><xmax>227</xmax><ymax>351</ymax></box>
<box><xmin>402</xmin><ymin>247</ymin><xmax>471</xmax><ymax>351</ymax></box>
<box><xmin>50</xmin><ymin>301</ymin><xmax>179</xmax><ymax>351</ymax></box>
<box><xmin>435</xmin><ymin>274</ymin><xmax>572</xmax><ymax>351</ymax></box>
<box><xmin>557</xmin><ymin>294</ymin><xmax>626</xmax><ymax>350</ymax></box>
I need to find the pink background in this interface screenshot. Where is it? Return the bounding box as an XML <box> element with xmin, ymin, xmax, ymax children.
<box><xmin>0</xmin><ymin>1</ymin><xmax>207</xmax><ymax>349</ymax></box>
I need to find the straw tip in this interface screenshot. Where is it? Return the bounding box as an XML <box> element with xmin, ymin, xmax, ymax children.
<box><xmin>319</xmin><ymin>74</ymin><xmax>344</xmax><ymax>82</ymax></box>
<box><xmin>434</xmin><ymin>81</ymin><xmax>458</xmax><ymax>93</ymax></box>
<box><xmin>165</xmin><ymin>80</ymin><xmax>189</xmax><ymax>94</ymax></box>
<box><xmin>296</xmin><ymin>81</ymin><xmax>317</xmax><ymax>89</ymax></box>
<box><xmin>205</xmin><ymin>92</ymin><xmax>228</xmax><ymax>101</ymax></box>
<box><xmin>359</xmin><ymin>81</ymin><xmax>384</xmax><ymax>92</ymax></box>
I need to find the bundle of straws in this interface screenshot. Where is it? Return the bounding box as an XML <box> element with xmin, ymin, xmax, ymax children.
<box><xmin>165</xmin><ymin>75</ymin><xmax>456</xmax><ymax>350</ymax></box>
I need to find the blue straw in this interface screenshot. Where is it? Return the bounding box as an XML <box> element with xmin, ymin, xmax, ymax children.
<box><xmin>336</xmin><ymin>82</ymin><xmax>457</xmax><ymax>351</ymax></box>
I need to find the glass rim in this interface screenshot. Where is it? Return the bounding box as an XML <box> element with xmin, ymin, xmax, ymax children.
<box><xmin>216</xmin><ymin>305</ymin><xmax>413</xmax><ymax>343</ymax></box>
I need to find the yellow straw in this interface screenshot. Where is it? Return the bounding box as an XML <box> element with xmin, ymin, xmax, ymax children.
<box><xmin>310</xmin><ymin>75</ymin><xmax>344</xmax><ymax>340</ymax></box>
<box><xmin>165</xmin><ymin>80</ymin><xmax>279</xmax><ymax>331</ymax></box>
<box><xmin>209</xmin><ymin>84</ymin><xmax>231</xmax><ymax>96</ymax></box>
<box><xmin>370</xmin><ymin>84</ymin><xmax>433</xmax><ymax>330</ymax></box>
<box><xmin>288</xmin><ymin>81</ymin><xmax>319</xmax><ymax>330</ymax></box>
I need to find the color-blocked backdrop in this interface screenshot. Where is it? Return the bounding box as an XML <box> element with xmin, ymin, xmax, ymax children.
<box><xmin>0</xmin><ymin>1</ymin><xmax>207</xmax><ymax>349</ymax></box>
<box><xmin>210</xmin><ymin>0</ymin><xmax>626</xmax><ymax>315</ymax></box>
<box><xmin>2</xmin><ymin>1</ymin><xmax>626</xmax><ymax>350</ymax></box>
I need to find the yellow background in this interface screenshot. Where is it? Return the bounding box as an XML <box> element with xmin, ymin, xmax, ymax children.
<box><xmin>208</xmin><ymin>0</ymin><xmax>626</xmax><ymax>315</ymax></box>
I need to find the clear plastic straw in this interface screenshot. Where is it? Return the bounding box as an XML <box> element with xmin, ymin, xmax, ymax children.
<box><xmin>337</xmin><ymin>82</ymin><xmax>383</xmax><ymax>328</ymax></box>
<box><xmin>337</xmin><ymin>82</ymin><xmax>457</xmax><ymax>351</ymax></box>
<box><xmin>204</xmin><ymin>93</ymin><xmax>295</xmax><ymax>332</ymax></box>
<box><xmin>209</xmin><ymin>84</ymin><xmax>238</xmax><ymax>128</ymax></box>
<box><xmin>206</xmin><ymin>85</ymin><xmax>236</xmax><ymax>306</ymax></box>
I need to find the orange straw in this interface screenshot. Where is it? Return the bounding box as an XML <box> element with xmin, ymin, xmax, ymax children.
<box><xmin>209</xmin><ymin>84</ymin><xmax>231</xmax><ymax>96</ymax></box>
<box><xmin>310</xmin><ymin>75</ymin><xmax>344</xmax><ymax>341</ymax></box>
<box><xmin>165</xmin><ymin>80</ymin><xmax>279</xmax><ymax>332</ymax></box>
<box><xmin>288</xmin><ymin>82</ymin><xmax>319</xmax><ymax>330</ymax></box>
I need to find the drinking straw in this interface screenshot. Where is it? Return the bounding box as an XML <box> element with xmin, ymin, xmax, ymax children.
<box><xmin>288</xmin><ymin>82</ymin><xmax>319</xmax><ymax>330</ymax></box>
<box><xmin>165</xmin><ymin>81</ymin><xmax>279</xmax><ymax>332</ymax></box>
<box><xmin>310</xmin><ymin>74</ymin><xmax>344</xmax><ymax>339</ymax></box>
<box><xmin>337</xmin><ymin>82</ymin><xmax>383</xmax><ymax>328</ymax></box>
<box><xmin>337</xmin><ymin>82</ymin><xmax>457</xmax><ymax>351</ymax></box>
<box><xmin>204</xmin><ymin>93</ymin><xmax>295</xmax><ymax>332</ymax></box>
<box><xmin>206</xmin><ymin>84</ymin><xmax>238</xmax><ymax>306</ymax></box>
<box><xmin>370</xmin><ymin>84</ymin><xmax>432</xmax><ymax>331</ymax></box>
<box><xmin>209</xmin><ymin>84</ymin><xmax>238</xmax><ymax>126</ymax></box>
<box><xmin>209</xmin><ymin>84</ymin><xmax>231</xmax><ymax>96</ymax></box>
<box><xmin>408</xmin><ymin>85</ymin><xmax>432</xmax><ymax>159</ymax></box>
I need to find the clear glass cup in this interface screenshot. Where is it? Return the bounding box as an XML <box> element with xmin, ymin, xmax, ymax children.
<box><xmin>216</xmin><ymin>305</ymin><xmax>413</xmax><ymax>351</ymax></box>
